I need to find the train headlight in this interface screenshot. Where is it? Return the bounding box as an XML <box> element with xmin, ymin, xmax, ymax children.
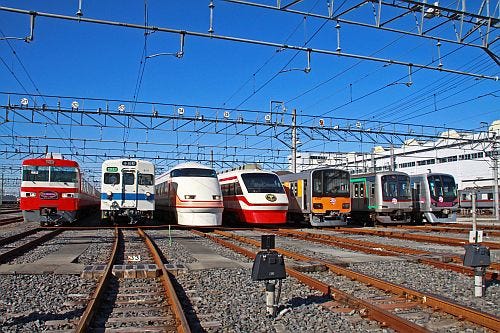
<box><xmin>342</xmin><ymin>203</ymin><xmax>350</xmax><ymax>209</ymax></box>
<box><xmin>213</xmin><ymin>195</ymin><xmax>221</xmax><ymax>200</ymax></box>
<box><xmin>146</xmin><ymin>191</ymin><xmax>151</xmax><ymax>197</ymax></box>
<box><xmin>184</xmin><ymin>195</ymin><xmax>196</xmax><ymax>199</ymax></box>
<box><xmin>313</xmin><ymin>203</ymin><xmax>323</xmax><ymax>209</ymax></box>
<box><xmin>62</xmin><ymin>193</ymin><xmax>75</xmax><ymax>198</ymax></box>
<box><xmin>107</xmin><ymin>191</ymin><xmax>113</xmax><ymax>200</ymax></box>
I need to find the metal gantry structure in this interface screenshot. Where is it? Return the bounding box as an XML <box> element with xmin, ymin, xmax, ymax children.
<box><xmin>0</xmin><ymin>1</ymin><xmax>499</xmax><ymax>198</ymax></box>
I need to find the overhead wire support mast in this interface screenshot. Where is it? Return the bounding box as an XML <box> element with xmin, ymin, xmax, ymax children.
<box><xmin>0</xmin><ymin>6</ymin><xmax>498</xmax><ymax>81</ymax></box>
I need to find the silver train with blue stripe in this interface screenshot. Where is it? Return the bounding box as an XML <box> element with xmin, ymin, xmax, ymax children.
<box><xmin>100</xmin><ymin>159</ymin><xmax>155</xmax><ymax>224</ymax></box>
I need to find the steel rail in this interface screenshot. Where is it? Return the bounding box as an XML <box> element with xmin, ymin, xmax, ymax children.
<box><xmin>395</xmin><ymin>225</ymin><xmax>500</xmax><ymax>237</ymax></box>
<box><xmin>215</xmin><ymin>230</ymin><xmax>500</xmax><ymax>331</ymax></box>
<box><xmin>0</xmin><ymin>209</ymin><xmax>21</xmax><ymax>215</ymax></box>
<box><xmin>137</xmin><ymin>228</ymin><xmax>191</xmax><ymax>333</ymax></box>
<box><xmin>0</xmin><ymin>6</ymin><xmax>498</xmax><ymax>81</ymax></box>
<box><xmin>0</xmin><ymin>228</ymin><xmax>63</xmax><ymax>264</ymax></box>
<box><xmin>263</xmin><ymin>228</ymin><xmax>498</xmax><ymax>280</ymax></box>
<box><xmin>0</xmin><ymin>216</ymin><xmax>24</xmax><ymax>226</ymax></box>
<box><xmin>332</xmin><ymin>227</ymin><xmax>500</xmax><ymax>250</ymax></box>
<box><xmin>433</xmin><ymin>222</ymin><xmax>500</xmax><ymax>232</ymax></box>
<box><xmin>0</xmin><ymin>227</ymin><xmax>41</xmax><ymax>246</ymax></box>
<box><xmin>192</xmin><ymin>229</ymin><xmax>430</xmax><ymax>333</ymax></box>
<box><xmin>75</xmin><ymin>227</ymin><xmax>119</xmax><ymax>333</ymax></box>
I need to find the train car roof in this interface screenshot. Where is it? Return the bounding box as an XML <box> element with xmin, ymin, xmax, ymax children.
<box><xmin>169</xmin><ymin>162</ymin><xmax>213</xmax><ymax>170</ymax></box>
<box><xmin>22</xmin><ymin>158</ymin><xmax>79</xmax><ymax>168</ymax></box>
<box><xmin>350</xmin><ymin>170</ymin><xmax>409</xmax><ymax>178</ymax></box>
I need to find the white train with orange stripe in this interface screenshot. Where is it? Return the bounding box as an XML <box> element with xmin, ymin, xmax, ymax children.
<box><xmin>155</xmin><ymin>162</ymin><xmax>223</xmax><ymax>226</ymax></box>
<box><xmin>218</xmin><ymin>166</ymin><xmax>288</xmax><ymax>225</ymax></box>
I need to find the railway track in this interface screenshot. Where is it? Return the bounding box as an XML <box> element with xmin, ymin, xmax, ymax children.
<box><xmin>331</xmin><ymin>227</ymin><xmax>500</xmax><ymax>250</ymax></box>
<box><xmin>262</xmin><ymin>228</ymin><xmax>499</xmax><ymax>278</ymax></box>
<box><xmin>194</xmin><ymin>229</ymin><xmax>500</xmax><ymax>332</ymax></box>
<box><xmin>72</xmin><ymin>227</ymin><xmax>190</xmax><ymax>332</ymax></box>
<box><xmin>392</xmin><ymin>224</ymin><xmax>500</xmax><ymax>237</ymax></box>
<box><xmin>0</xmin><ymin>228</ymin><xmax>63</xmax><ymax>263</ymax></box>
<box><xmin>0</xmin><ymin>216</ymin><xmax>23</xmax><ymax>226</ymax></box>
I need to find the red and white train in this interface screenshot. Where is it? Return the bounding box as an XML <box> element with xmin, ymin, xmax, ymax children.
<box><xmin>20</xmin><ymin>154</ymin><xmax>99</xmax><ymax>225</ymax></box>
<box><xmin>218</xmin><ymin>166</ymin><xmax>288</xmax><ymax>225</ymax></box>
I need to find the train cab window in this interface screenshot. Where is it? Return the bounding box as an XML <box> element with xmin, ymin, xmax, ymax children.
<box><xmin>51</xmin><ymin>166</ymin><xmax>78</xmax><ymax>183</ymax></box>
<box><xmin>241</xmin><ymin>173</ymin><xmax>285</xmax><ymax>194</ymax></box>
<box><xmin>23</xmin><ymin>166</ymin><xmax>49</xmax><ymax>182</ymax></box>
<box><xmin>359</xmin><ymin>184</ymin><xmax>364</xmax><ymax>198</ymax></box>
<box><xmin>104</xmin><ymin>173</ymin><xmax>120</xmax><ymax>185</ymax></box>
<box><xmin>370</xmin><ymin>184</ymin><xmax>375</xmax><ymax>197</ymax></box>
<box><xmin>171</xmin><ymin>168</ymin><xmax>217</xmax><ymax>178</ymax></box>
<box><xmin>123</xmin><ymin>172</ymin><xmax>135</xmax><ymax>185</ymax></box>
<box><xmin>353</xmin><ymin>183</ymin><xmax>359</xmax><ymax>198</ymax></box>
<box><xmin>138</xmin><ymin>173</ymin><xmax>154</xmax><ymax>186</ymax></box>
<box><xmin>291</xmin><ymin>182</ymin><xmax>298</xmax><ymax>196</ymax></box>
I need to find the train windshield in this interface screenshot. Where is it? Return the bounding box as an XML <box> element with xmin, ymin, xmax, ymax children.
<box><xmin>241</xmin><ymin>173</ymin><xmax>285</xmax><ymax>194</ymax></box>
<box><xmin>22</xmin><ymin>166</ymin><xmax>49</xmax><ymax>182</ymax></box>
<box><xmin>171</xmin><ymin>168</ymin><xmax>217</xmax><ymax>178</ymax></box>
<box><xmin>381</xmin><ymin>175</ymin><xmax>411</xmax><ymax>200</ymax></box>
<box><xmin>51</xmin><ymin>167</ymin><xmax>78</xmax><ymax>183</ymax></box>
<box><xmin>312</xmin><ymin>169</ymin><xmax>350</xmax><ymax>197</ymax></box>
<box><xmin>427</xmin><ymin>175</ymin><xmax>457</xmax><ymax>200</ymax></box>
<box><xmin>104</xmin><ymin>173</ymin><xmax>120</xmax><ymax>185</ymax></box>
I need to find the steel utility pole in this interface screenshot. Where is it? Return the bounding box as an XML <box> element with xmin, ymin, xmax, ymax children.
<box><xmin>291</xmin><ymin>109</ymin><xmax>297</xmax><ymax>173</ymax></box>
<box><xmin>493</xmin><ymin>135</ymin><xmax>499</xmax><ymax>223</ymax></box>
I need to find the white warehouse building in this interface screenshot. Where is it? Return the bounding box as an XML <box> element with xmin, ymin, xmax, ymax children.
<box><xmin>291</xmin><ymin>120</ymin><xmax>500</xmax><ymax>191</ymax></box>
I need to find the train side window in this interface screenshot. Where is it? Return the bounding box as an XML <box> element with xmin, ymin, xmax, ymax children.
<box><xmin>138</xmin><ymin>173</ymin><xmax>154</xmax><ymax>186</ymax></box>
<box><xmin>235</xmin><ymin>181</ymin><xmax>243</xmax><ymax>195</ymax></box>
<box><xmin>371</xmin><ymin>184</ymin><xmax>375</xmax><ymax>197</ymax></box>
<box><xmin>123</xmin><ymin>172</ymin><xmax>135</xmax><ymax>185</ymax></box>
<box><xmin>104</xmin><ymin>173</ymin><xmax>120</xmax><ymax>185</ymax></box>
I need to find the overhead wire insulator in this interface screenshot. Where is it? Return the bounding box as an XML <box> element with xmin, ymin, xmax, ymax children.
<box><xmin>336</xmin><ymin>21</ymin><xmax>341</xmax><ymax>52</ymax></box>
<box><xmin>208</xmin><ymin>1</ymin><xmax>215</xmax><ymax>34</ymax></box>
<box><xmin>437</xmin><ymin>40</ymin><xmax>443</xmax><ymax>67</ymax></box>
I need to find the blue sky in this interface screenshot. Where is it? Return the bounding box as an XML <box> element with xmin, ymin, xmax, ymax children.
<box><xmin>0</xmin><ymin>1</ymin><xmax>498</xmax><ymax>192</ymax></box>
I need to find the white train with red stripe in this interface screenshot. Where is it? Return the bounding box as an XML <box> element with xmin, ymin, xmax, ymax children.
<box><xmin>20</xmin><ymin>153</ymin><xmax>99</xmax><ymax>225</ymax></box>
<box><xmin>218</xmin><ymin>166</ymin><xmax>288</xmax><ymax>225</ymax></box>
<box><xmin>155</xmin><ymin>162</ymin><xmax>223</xmax><ymax>226</ymax></box>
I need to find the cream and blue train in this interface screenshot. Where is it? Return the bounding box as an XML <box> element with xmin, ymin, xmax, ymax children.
<box><xmin>100</xmin><ymin>159</ymin><xmax>155</xmax><ymax>224</ymax></box>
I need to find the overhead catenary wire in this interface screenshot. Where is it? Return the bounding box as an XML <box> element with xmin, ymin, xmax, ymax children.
<box><xmin>0</xmin><ymin>6</ymin><xmax>496</xmax><ymax>81</ymax></box>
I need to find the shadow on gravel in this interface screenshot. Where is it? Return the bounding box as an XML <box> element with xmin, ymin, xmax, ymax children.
<box><xmin>169</xmin><ymin>275</ymin><xmax>204</xmax><ymax>332</ymax></box>
<box><xmin>286</xmin><ymin>294</ymin><xmax>331</xmax><ymax>309</ymax></box>
<box><xmin>4</xmin><ymin>307</ymin><xmax>84</xmax><ymax>329</ymax></box>
<box><xmin>150</xmin><ymin>240</ymin><xmax>204</xmax><ymax>332</ymax></box>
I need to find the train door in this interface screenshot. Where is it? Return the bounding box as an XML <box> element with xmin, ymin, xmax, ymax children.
<box><xmin>351</xmin><ymin>180</ymin><xmax>365</xmax><ymax>211</ymax></box>
<box><xmin>121</xmin><ymin>168</ymin><xmax>137</xmax><ymax>209</ymax></box>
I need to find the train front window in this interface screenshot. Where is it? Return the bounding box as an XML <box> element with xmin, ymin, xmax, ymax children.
<box><xmin>241</xmin><ymin>173</ymin><xmax>285</xmax><ymax>194</ymax></box>
<box><xmin>123</xmin><ymin>172</ymin><xmax>135</xmax><ymax>185</ymax></box>
<box><xmin>171</xmin><ymin>168</ymin><xmax>217</xmax><ymax>178</ymax></box>
<box><xmin>428</xmin><ymin>175</ymin><xmax>457</xmax><ymax>200</ymax></box>
<box><xmin>312</xmin><ymin>169</ymin><xmax>350</xmax><ymax>197</ymax></box>
<box><xmin>51</xmin><ymin>167</ymin><xmax>78</xmax><ymax>183</ymax></box>
<box><xmin>381</xmin><ymin>175</ymin><xmax>411</xmax><ymax>200</ymax></box>
<box><xmin>138</xmin><ymin>173</ymin><xmax>154</xmax><ymax>186</ymax></box>
<box><xmin>23</xmin><ymin>166</ymin><xmax>49</xmax><ymax>182</ymax></box>
<box><xmin>104</xmin><ymin>173</ymin><xmax>120</xmax><ymax>185</ymax></box>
